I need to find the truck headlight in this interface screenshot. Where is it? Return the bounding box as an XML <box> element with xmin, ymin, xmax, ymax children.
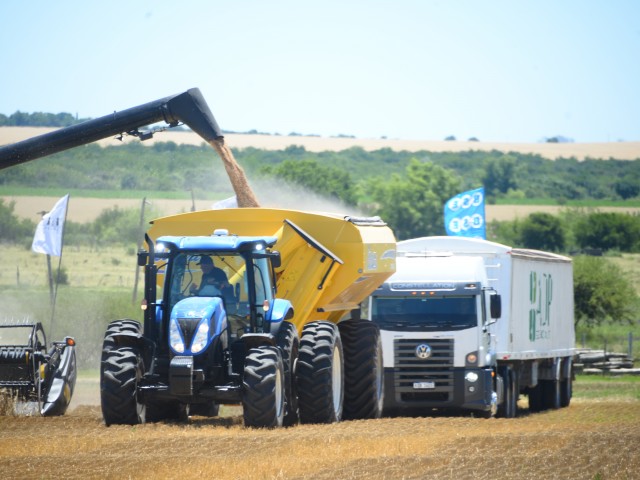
<box><xmin>465</xmin><ymin>371</ymin><xmax>479</xmax><ymax>383</ymax></box>
<box><xmin>169</xmin><ymin>319</ymin><xmax>185</xmax><ymax>353</ymax></box>
<box><xmin>190</xmin><ymin>322</ymin><xmax>209</xmax><ymax>354</ymax></box>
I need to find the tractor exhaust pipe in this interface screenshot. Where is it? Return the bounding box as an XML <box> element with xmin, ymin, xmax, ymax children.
<box><xmin>0</xmin><ymin>88</ymin><xmax>223</xmax><ymax>170</ymax></box>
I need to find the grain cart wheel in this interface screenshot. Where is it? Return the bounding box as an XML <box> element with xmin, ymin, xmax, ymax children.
<box><xmin>296</xmin><ymin>321</ymin><xmax>344</xmax><ymax>424</ymax></box>
<box><xmin>276</xmin><ymin>320</ymin><xmax>299</xmax><ymax>427</ymax></box>
<box><xmin>338</xmin><ymin>320</ymin><xmax>384</xmax><ymax>420</ymax></box>
<box><xmin>101</xmin><ymin>347</ymin><xmax>145</xmax><ymax>426</ymax></box>
<box><xmin>242</xmin><ymin>346</ymin><xmax>285</xmax><ymax>428</ymax></box>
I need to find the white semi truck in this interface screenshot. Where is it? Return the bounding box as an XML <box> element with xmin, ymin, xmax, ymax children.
<box><xmin>365</xmin><ymin>236</ymin><xmax>575</xmax><ymax>418</ymax></box>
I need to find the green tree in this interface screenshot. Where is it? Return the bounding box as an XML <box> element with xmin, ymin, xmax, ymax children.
<box><xmin>0</xmin><ymin>199</ymin><xmax>36</xmax><ymax>243</ymax></box>
<box><xmin>519</xmin><ymin>212</ymin><xmax>566</xmax><ymax>252</ymax></box>
<box><xmin>573</xmin><ymin>255</ymin><xmax>639</xmax><ymax>328</ymax></box>
<box><xmin>370</xmin><ymin>159</ymin><xmax>462</xmax><ymax>240</ymax></box>
<box><xmin>260</xmin><ymin>158</ymin><xmax>357</xmax><ymax>205</ymax></box>
<box><xmin>482</xmin><ymin>156</ymin><xmax>518</xmax><ymax>198</ymax></box>
<box><xmin>574</xmin><ymin>212</ymin><xmax>640</xmax><ymax>252</ymax></box>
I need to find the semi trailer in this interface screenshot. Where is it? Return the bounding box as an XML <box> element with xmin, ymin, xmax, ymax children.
<box><xmin>0</xmin><ymin>89</ymin><xmax>396</xmax><ymax>427</ymax></box>
<box><xmin>366</xmin><ymin>236</ymin><xmax>575</xmax><ymax>418</ymax></box>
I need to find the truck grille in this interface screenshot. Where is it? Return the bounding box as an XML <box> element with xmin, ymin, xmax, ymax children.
<box><xmin>394</xmin><ymin>338</ymin><xmax>454</xmax><ymax>402</ymax></box>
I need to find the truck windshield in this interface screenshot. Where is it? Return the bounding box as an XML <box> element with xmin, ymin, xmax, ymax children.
<box><xmin>371</xmin><ymin>296</ymin><xmax>478</xmax><ymax>331</ymax></box>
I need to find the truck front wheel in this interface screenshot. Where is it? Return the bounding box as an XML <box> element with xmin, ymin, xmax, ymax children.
<box><xmin>101</xmin><ymin>347</ymin><xmax>145</xmax><ymax>426</ymax></box>
<box><xmin>296</xmin><ymin>321</ymin><xmax>344</xmax><ymax>424</ymax></box>
<box><xmin>242</xmin><ymin>346</ymin><xmax>285</xmax><ymax>428</ymax></box>
<box><xmin>498</xmin><ymin>366</ymin><xmax>518</xmax><ymax>418</ymax></box>
<box><xmin>338</xmin><ymin>320</ymin><xmax>383</xmax><ymax>420</ymax></box>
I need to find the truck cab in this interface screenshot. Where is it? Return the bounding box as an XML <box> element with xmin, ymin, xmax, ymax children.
<box><xmin>367</xmin><ymin>252</ymin><xmax>501</xmax><ymax>417</ymax></box>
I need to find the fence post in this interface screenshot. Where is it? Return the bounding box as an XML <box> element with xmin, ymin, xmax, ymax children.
<box><xmin>629</xmin><ymin>332</ymin><xmax>633</xmax><ymax>361</ymax></box>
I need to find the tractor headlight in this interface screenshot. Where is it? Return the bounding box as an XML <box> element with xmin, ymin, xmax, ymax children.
<box><xmin>465</xmin><ymin>371</ymin><xmax>479</xmax><ymax>383</ymax></box>
<box><xmin>190</xmin><ymin>322</ymin><xmax>210</xmax><ymax>354</ymax></box>
<box><xmin>169</xmin><ymin>318</ymin><xmax>185</xmax><ymax>353</ymax></box>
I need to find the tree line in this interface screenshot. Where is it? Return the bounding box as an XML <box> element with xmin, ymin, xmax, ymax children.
<box><xmin>0</xmin><ymin>111</ymin><xmax>91</xmax><ymax>128</ymax></box>
<box><xmin>1</xmin><ymin>140</ymin><xmax>639</xmax><ymax>328</ymax></box>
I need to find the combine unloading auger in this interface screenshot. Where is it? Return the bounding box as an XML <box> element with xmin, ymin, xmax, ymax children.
<box><xmin>0</xmin><ymin>88</ymin><xmax>259</xmax><ymax>207</ymax></box>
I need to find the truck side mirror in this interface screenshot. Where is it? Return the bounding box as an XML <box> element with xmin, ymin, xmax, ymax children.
<box><xmin>490</xmin><ymin>294</ymin><xmax>502</xmax><ymax>320</ymax></box>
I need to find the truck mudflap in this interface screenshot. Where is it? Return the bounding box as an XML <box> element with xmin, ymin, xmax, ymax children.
<box><xmin>382</xmin><ymin>367</ymin><xmax>495</xmax><ymax>414</ymax></box>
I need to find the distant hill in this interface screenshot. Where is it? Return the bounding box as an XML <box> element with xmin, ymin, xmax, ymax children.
<box><xmin>1</xmin><ymin>126</ymin><xmax>639</xmax><ymax>161</ymax></box>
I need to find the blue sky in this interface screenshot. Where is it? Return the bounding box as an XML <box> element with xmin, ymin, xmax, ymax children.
<box><xmin>1</xmin><ymin>1</ymin><xmax>638</xmax><ymax>143</ymax></box>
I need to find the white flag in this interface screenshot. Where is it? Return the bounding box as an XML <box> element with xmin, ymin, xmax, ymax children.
<box><xmin>32</xmin><ymin>194</ymin><xmax>69</xmax><ymax>256</ymax></box>
<box><xmin>211</xmin><ymin>196</ymin><xmax>238</xmax><ymax>209</ymax></box>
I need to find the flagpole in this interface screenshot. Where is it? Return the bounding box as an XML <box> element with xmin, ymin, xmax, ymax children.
<box><xmin>132</xmin><ymin>197</ymin><xmax>149</xmax><ymax>304</ymax></box>
<box><xmin>49</xmin><ymin>194</ymin><xmax>70</xmax><ymax>341</ymax></box>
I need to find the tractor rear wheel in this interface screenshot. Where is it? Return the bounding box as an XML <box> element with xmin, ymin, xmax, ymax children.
<box><xmin>276</xmin><ymin>320</ymin><xmax>299</xmax><ymax>426</ymax></box>
<box><xmin>338</xmin><ymin>320</ymin><xmax>384</xmax><ymax>420</ymax></box>
<box><xmin>296</xmin><ymin>321</ymin><xmax>344</xmax><ymax>424</ymax></box>
<box><xmin>242</xmin><ymin>346</ymin><xmax>284</xmax><ymax>428</ymax></box>
<box><xmin>101</xmin><ymin>346</ymin><xmax>145</xmax><ymax>426</ymax></box>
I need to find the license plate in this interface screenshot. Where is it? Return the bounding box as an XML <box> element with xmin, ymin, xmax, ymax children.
<box><xmin>413</xmin><ymin>381</ymin><xmax>435</xmax><ymax>389</ymax></box>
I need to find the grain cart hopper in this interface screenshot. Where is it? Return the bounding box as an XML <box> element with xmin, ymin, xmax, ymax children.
<box><xmin>0</xmin><ymin>323</ymin><xmax>76</xmax><ymax>416</ymax></box>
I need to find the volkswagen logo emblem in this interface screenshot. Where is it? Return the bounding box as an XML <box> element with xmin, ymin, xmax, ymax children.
<box><xmin>415</xmin><ymin>344</ymin><xmax>432</xmax><ymax>359</ymax></box>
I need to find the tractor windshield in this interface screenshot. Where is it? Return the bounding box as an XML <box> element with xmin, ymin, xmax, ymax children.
<box><xmin>164</xmin><ymin>252</ymin><xmax>275</xmax><ymax>331</ymax></box>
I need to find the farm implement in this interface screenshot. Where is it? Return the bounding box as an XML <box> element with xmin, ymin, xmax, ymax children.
<box><xmin>0</xmin><ymin>323</ymin><xmax>77</xmax><ymax>416</ymax></box>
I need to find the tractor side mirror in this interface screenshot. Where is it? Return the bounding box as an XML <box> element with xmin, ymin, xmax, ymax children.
<box><xmin>137</xmin><ymin>250</ymin><xmax>149</xmax><ymax>267</ymax></box>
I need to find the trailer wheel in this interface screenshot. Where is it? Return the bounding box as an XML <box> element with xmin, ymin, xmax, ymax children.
<box><xmin>338</xmin><ymin>320</ymin><xmax>384</xmax><ymax>420</ymax></box>
<box><xmin>276</xmin><ymin>321</ymin><xmax>299</xmax><ymax>427</ymax></box>
<box><xmin>560</xmin><ymin>361</ymin><xmax>573</xmax><ymax>408</ymax></box>
<box><xmin>101</xmin><ymin>347</ymin><xmax>145</xmax><ymax>426</ymax></box>
<box><xmin>542</xmin><ymin>379</ymin><xmax>561</xmax><ymax>409</ymax></box>
<box><xmin>296</xmin><ymin>321</ymin><xmax>344</xmax><ymax>424</ymax></box>
<box><xmin>242</xmin><ymin>346</ymin><xmax>284</xmax><ymax>428</ymax></box>
<box><xmin>528</xmin><ymin>384</ymin><xmax>544</xmax><ymax>412</ymax></box>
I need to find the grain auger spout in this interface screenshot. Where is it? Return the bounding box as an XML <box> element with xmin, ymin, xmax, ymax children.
<box><xmin>0</xmin><ymin>87</ymin><xmax>260</xmax><ymax>207</ymax></box>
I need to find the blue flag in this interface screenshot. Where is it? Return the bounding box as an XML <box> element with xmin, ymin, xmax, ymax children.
<box><xmin>444</xmin><ymin>187</ymin><xmax>486</xmax><ymax>239</ymax></box>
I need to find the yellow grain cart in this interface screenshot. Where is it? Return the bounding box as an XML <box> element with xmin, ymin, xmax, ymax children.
<box><xmin>148</xmin><ymin>208</ymin><xmax>396</xmax><ymax>327</ymax></box>
<box><xmin>148</xmin><ymin>207</ymin><xmax>396</xmax><ymax>424</ymax></box>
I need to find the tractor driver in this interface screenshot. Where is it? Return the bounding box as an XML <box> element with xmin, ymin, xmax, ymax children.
<box><xmin>190</xmin><ymin>255</ymin><xmax>231</xmax><ymax>296</ymax></box>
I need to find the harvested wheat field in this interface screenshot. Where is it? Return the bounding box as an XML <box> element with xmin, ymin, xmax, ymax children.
<box><xmin>0</xmin><ymin>393</ymin><xmax>638</xmax><ymax>479</ymax></box>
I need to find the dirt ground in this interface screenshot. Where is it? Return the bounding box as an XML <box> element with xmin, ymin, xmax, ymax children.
<box><xmin>1</xmin><ymin>377</ymin><xmax>638</xmax><ymax>480</ymax></box>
